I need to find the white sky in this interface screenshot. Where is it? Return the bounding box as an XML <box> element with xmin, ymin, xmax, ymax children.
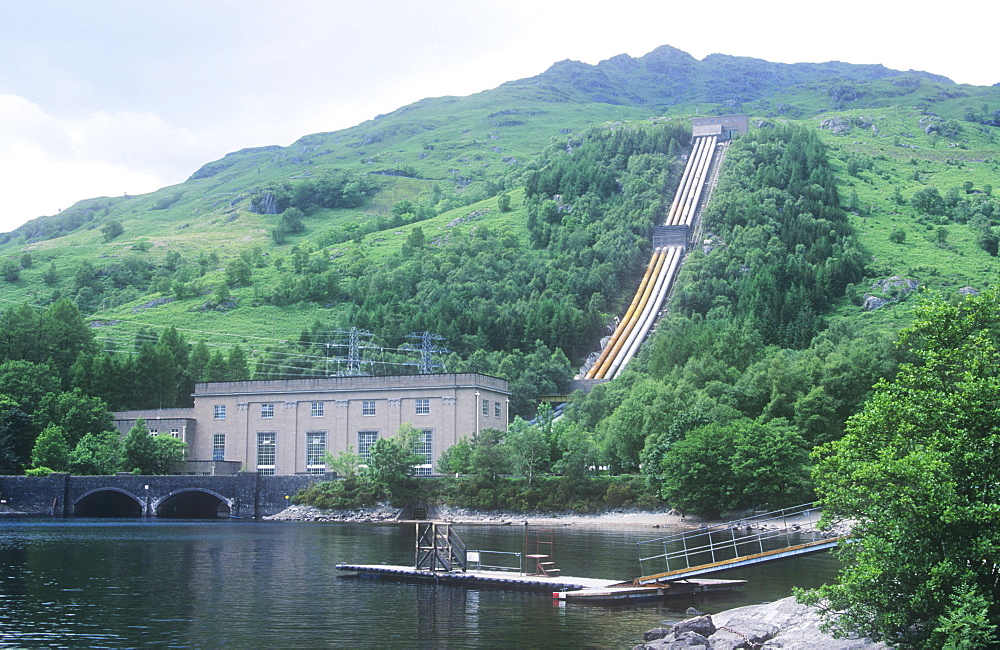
<box><xmin>1</xmin><ymin>0</ymin><xmax>997</xmax><ymax>234</ymax></box>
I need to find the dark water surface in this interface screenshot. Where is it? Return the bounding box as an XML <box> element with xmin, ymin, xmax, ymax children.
<box><xmin>0</xmin><ymin>518</ymin><xmax>839</xmax><ymax>647</ymax></box>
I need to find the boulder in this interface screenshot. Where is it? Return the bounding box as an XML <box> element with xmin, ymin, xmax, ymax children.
<box><xmin>671</xmin><ymin>615</ymin><xmax>715</xmax><ymax>639</ymax></box>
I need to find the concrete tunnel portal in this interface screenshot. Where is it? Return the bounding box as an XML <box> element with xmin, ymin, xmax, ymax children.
<box><xmin>73</xmin><ymin>489</ymin><xmax>144</xmax><ymax>517</ymax></box>
<box><xmin>156</xmin><ymin>489</ymin><xmax>232</xmax><ymax>518</ymax></box>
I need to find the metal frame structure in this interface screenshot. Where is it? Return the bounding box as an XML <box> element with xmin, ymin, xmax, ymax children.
<box><xmin>414</xmin><ymin>522</ymin><xmax>467</xmax><ymax>572</ymax></box>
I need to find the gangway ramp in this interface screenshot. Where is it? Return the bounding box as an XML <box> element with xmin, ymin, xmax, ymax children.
<box><xmin>625</xmin><ymin>503</ymin><xmax>844</xmax><ymax>587</ymax></box>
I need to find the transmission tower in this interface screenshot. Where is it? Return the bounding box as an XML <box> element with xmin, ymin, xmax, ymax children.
<box><xmin>405</xmin><ymin>332</ymin><xmax>449</xmax><ymax>374</ymax></box>
<box><xmin>326</xmin><ymin>328</ymin><xmax>375</xmax><ymax>375</ymax></box>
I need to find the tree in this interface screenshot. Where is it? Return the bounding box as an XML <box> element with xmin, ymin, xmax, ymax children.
<box><xmin>888</xmin><ymin>229</ymin><xmax>906</xmax><ymax>244</ymax></box>
<box><xmin>36</xmin><ymin>389</ymin><xmax>115</xmax><ymax>447</ymax></box>
<box><xmin>101</xmin><ymin>220</ymin><xmax>124</xmax><ymax>242</ymax></box>
<box><xmin>42</xmin><ymin>262</ymin><xmax>58</xmax><ymax>286</ymax></box>
<box><xmin>912</xmin><ymin>187</ymin><xmax>946</xmax><ymax>216</ymax></box>
<box><xmin>0</xmin><ymin>396</ymin><xmax>34</xmax><ymax>474</ymax></box>
<box><xmin>121</xmin><ymin>418</ymin><xmax>187</xmax><ymax>474</ymax></box>
<box><xmin>30</xmin><ymin>424</ymin><xmax>71</xmax><ymax>472</ymax></box>
<box><xmin>69</xmin><ymin>430</ymin><xmax>123</xmax><ymax>475</ymax></box>
<box><xmin>1</xmin><ymin>258</ymin><xmax>20</xmax><ymax>282</ymax></box>
<box><xmin>801</xmin><ymin>288</ymin><xmax>1000</xmax><ymax>647</ymax></box>
<box><xmin>225</xmin><ymin>258</ymin><xmax>252</xmax><ymax>287</ymax></box>
<box><xmin>436</xmin><ymin>437</ymin><xmax>472</xmax><ymax>475</ymax></box>
<box><xmin>323</xmin><ymin>445</ymin><xmax>362</xmax><ymax>478</ymax></box>
<box><xmin>361</xmin><ymin>424</ymin><xmax>421</xmax><ymax>502</ymax></box>
<box><xmin>504</xmin><ymin>417</ymin><xmax>549</xmax><ymax>485</ymax></box>
<box><xmin>469</xmin><ymin>428</ymin><xmax>509</xmax><ymax>482</ymax></box>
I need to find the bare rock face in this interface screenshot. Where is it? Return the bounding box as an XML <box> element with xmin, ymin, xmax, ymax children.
<box><xmin>863</xmin><ymin>276</ymin><xmax>918</xmax><ymax>311</ymax></box>
<box><xmin>635</xmin><ymin>597</ymin><xmax>886</xmax><ymax>649</ymax></box>
<box><xmin>820</xmin><ymin>116</ymin><xmax>854</xmax><ymax>135</ymax></box>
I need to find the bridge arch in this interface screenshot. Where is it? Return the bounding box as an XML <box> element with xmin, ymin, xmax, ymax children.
<box><xmin>154</xmin><ymin>488</ymin><xmax>233</xmax><ymax>519</ymax></box>
<box><xmin>73</xmin><ymin>488</ymin><xmax>145</xmax><ymax>517</ymax></box>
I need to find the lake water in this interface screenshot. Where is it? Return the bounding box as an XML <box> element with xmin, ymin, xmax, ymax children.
<box><xmin>0</xmin><ymin>518</ymin><xmax>840</xmax><ymax>647</ymax></box>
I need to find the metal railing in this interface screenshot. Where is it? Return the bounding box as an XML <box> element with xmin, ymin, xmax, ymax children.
<box><xmin>636</xmin><ymin>503</ymin><xmax>825</xmax><ymax>577</ymax></box>
<box><xmin>466</xmin><ymin>550</ymin><xmax>524</xmax><ymax>574</ymax></box>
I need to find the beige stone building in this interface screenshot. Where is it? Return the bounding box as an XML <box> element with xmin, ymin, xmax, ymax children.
<box><xmin>113</xmin><ymin>373</ymin><xmax>510</xmax><ymax>475</ymax></box>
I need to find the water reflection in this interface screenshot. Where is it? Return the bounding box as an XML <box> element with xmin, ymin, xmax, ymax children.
<box><xmin>0</xmin><ymin>518</ymin><xmax>840</xmax><ymax>647</ymax></box>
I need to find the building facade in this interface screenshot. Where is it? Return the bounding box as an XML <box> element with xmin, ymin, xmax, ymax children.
<box><xmin>113</xmin><ymin>373</ymin><xmax>510</xmax><ymax>476</ymax></box>
<box><xmin>691</xmin><ymin>114</ymin><xmax>749</xmax><ymax>140</ymax></box>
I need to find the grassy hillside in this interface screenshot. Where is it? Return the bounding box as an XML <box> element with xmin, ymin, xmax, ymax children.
<box><xmin>2</xmin><ymin>46</ymin><xmax>1000</xmax><ymax>376</ymax></box>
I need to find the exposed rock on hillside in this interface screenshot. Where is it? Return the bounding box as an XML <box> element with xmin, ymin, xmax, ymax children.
<box><xmin>863</xmin><ymin>275</ymin><xmax>918</xmax><ymax>310</ymax></box>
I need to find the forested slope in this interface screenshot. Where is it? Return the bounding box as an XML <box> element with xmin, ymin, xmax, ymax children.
<box><xmin>3</xmin><ymin>47</ymin><xmax>1000</xmax><ymax>498</ymax></box>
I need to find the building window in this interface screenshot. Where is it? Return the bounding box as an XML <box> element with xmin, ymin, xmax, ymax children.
<box><xmin>213</xmin><ymin>434</ymin><xmax>225</xmax><ymax>462</ymax></box>
<box><xmin>310</xmin><ymin>401</ymin><xmax>324</xmax><ymax>417</ymax></box>
<box><xmin>494</xmin><ymin>402</ymin><xmax>501</xmax><ymax>419</ymax></box>
<box><xmin>362</xmin><ymin>400</ymin><xmax>376</xmax><ymax>416</ymax></box>
<box><xmin>257</xmin><ymin>432</ymin><xmax>276</xmax><ymax>475</ymax></box>
<box><xmin>306</xmin><ymin>432</ymin><xmax>326</xmax><ymax>474</ymax></box>
<box><xmin>214</xmin><ymin>404</ymin><xmax>226</xmax><ymax>420</ymax></box>
<box><xmin>482</xmin><ymin>399</ymin><xmax>489</xmax><ymax>416</ymax></box>
<box><xmin>415</xmin><ymin>398</ymin><xmax>430</xmax><ymax>416</ymax></box>
<box><xmin>261</xmin><ymin>403</ymin><xmax>274</xmax><ymax>419</ymax></box>
<box><xmin>414</xmin><ymin>429</ymin><xmax>432</xmax><ymax>467</ymax></box>
<box><xmin>358</xmin><ymin>430</ymin><xmax>378</xmax><ymax>459</ymax></box>
<box><xmin>148</xmin><ymin>429</ymin><xmax>158</xmax><ymax>436</ymax></box>
<box><xmin>170</xmin><ymin>428</ymin><xmax>180</xmax><ymax>438</ymax></box>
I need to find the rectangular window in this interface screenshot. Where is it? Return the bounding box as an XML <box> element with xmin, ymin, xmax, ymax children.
<box><xmin>170</xmin><ymin>428</ymin><xmax>180</xmax><ymax>438</ymax></box>
<box><xmin>212</xmin><ymin>434</ymin><xmax>225</xmax><ymax>462</ymax></box>
<box><xmin>494</xmin><ymin>402</ymin><xmax>501</xmax><ymax>419</ymax></box>
<box><xmin>362</xmin><ymin>400</ymin><xmax>376</xmax><ymax>416</ymax></box>
<box><xmin>148</xmin><ymin>429</ymin><xmax>158</xmax><ymax>436</ymax></box>
<box><xmin>415</xmin><ymin>398</ymin><xmax>430</xmax><ymax>416</ymax></box>
<box><xmin>214</xmin><ymin>404</ymin><xmax>226</xmax><ymax>420</ymax></box>
<box><xmin>257</xmin><ymin>432</ymin><xmax>276</xmax><ymax>475</ymax></box>
<box><xmin>482</xmin><ymin>399</ymin><xmax>489</xmax><ymax>416</ymax></box>
<box><xmin>261</xmin><ymin>403</ymin><xmax>274</xmax><ymax>419</ymax></box>
<box><xmin>414</xmin><ymin>429</ymin><xmax>432</xmax><ymax>466</ymax></box>
<box><xmin>310</xmin><ymin>401</ymin><xmax>324</xmax><ymax>417</ymax></box>
<box><xmin>358</xmin><ymin>430</ymin><xmax>378</xmax><ymax>459</ymax></box>
<box><xmin>306</xmin><ymin>432</ymin><xmax>326</xmax><ymax>474</ymax></box>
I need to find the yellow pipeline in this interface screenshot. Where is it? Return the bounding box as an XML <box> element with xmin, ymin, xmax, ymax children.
<box><xmin>592</xmin><ymin>249</ymin><xmax>667</xmax><ymax>379</ymax></box>
<box><xmin>585</xmin><ymin>250</ymin><xmax>661</xmax><ymax>379</ymax></box>
<box><xmin>611</xmin><ymin>246</ymin><xmax>683</xmax><ymax>379</ymax></box>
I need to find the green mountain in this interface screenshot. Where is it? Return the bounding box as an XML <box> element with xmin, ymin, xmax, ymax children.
<box><xmin>2</xmin><ymin>45</ymin><xmax>999</xmax><ymax>416</ymax></box>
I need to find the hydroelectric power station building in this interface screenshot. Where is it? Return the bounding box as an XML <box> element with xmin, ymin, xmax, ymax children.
<box><xmin>112</xmin><ymin>373</ymin><xmax>510</xmax><ymax>476</ymax></box>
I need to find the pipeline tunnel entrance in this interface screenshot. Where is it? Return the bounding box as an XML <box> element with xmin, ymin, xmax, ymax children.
<box><xmin>156</xmin><ymin>489</ymin><xmax>231</xmax><ymax>519</ymax></box>
<box><xmin>73</xmin><ymin>489</ymin><xmax>144</xmax><ymax>517</ymax></box>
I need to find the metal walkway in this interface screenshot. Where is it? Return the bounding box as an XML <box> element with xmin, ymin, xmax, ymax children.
<box><xmin>625</xmin><ymin>503</ymin><xmax>843</xmax><ymax>586</ymax></box>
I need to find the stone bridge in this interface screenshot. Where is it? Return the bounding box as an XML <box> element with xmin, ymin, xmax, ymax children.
<box><xmin>0</xmin><ymin>472</ymin><xmax>332</xmax><ymax>519</ymax></box>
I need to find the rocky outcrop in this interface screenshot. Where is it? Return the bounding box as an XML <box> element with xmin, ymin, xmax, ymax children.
<box><xmin>634</xmin><ymin>597</ymin><xmax>886</xmax><ymax>649</ymax></box>
<box><xmin>863</xmin><ymin>276</ymin><xmax>918</xmax><ymax>310</ymax></box>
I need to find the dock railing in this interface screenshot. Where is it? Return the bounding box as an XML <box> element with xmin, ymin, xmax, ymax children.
<box><xmin>636</xmin><ymin>503</ymin><xmax>825</xmax><ymax>577</ymax></box>
<box><xmin>467</xmin><ymin>550</ymin><xmax>524</xmax><ymax>574</ymax></box>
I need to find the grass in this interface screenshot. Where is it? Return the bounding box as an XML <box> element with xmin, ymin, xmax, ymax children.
<box><xmin>3</xmin><ymin>60</ymin><xmax>1000</xmax><ymax>357</ymax></box>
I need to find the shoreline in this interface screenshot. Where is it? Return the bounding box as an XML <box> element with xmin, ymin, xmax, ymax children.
<box><xmin>262</xmin><ymin>503</ymin><xmax>837</xmax><ymax>532</ymax></box>
<box><xmin>262</xmin><ymin>503</ymin><xmax>695</xmax><ymax>528</ymax></box>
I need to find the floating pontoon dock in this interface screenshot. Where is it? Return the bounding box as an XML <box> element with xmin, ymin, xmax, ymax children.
<box><xmin>334</xmin><ymin>563</ymin><xmax>746</xmax><ymax>601</ymax></box>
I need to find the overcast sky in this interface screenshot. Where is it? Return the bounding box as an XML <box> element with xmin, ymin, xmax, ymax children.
<box><xmin>1</xmin><ymin>0</ymin><xmax>997</xmax><ymax>234</ymax></box>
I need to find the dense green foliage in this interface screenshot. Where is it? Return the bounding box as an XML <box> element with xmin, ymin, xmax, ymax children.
<box><xmin>549</xmin><ymin>126</ymin><xmax>898</xmax><ymax>513</ymax></box>
<box><xmin>799</xmin><ymin>289</ymin><xmax>1000</xmax><ymax>647</ymax></box>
